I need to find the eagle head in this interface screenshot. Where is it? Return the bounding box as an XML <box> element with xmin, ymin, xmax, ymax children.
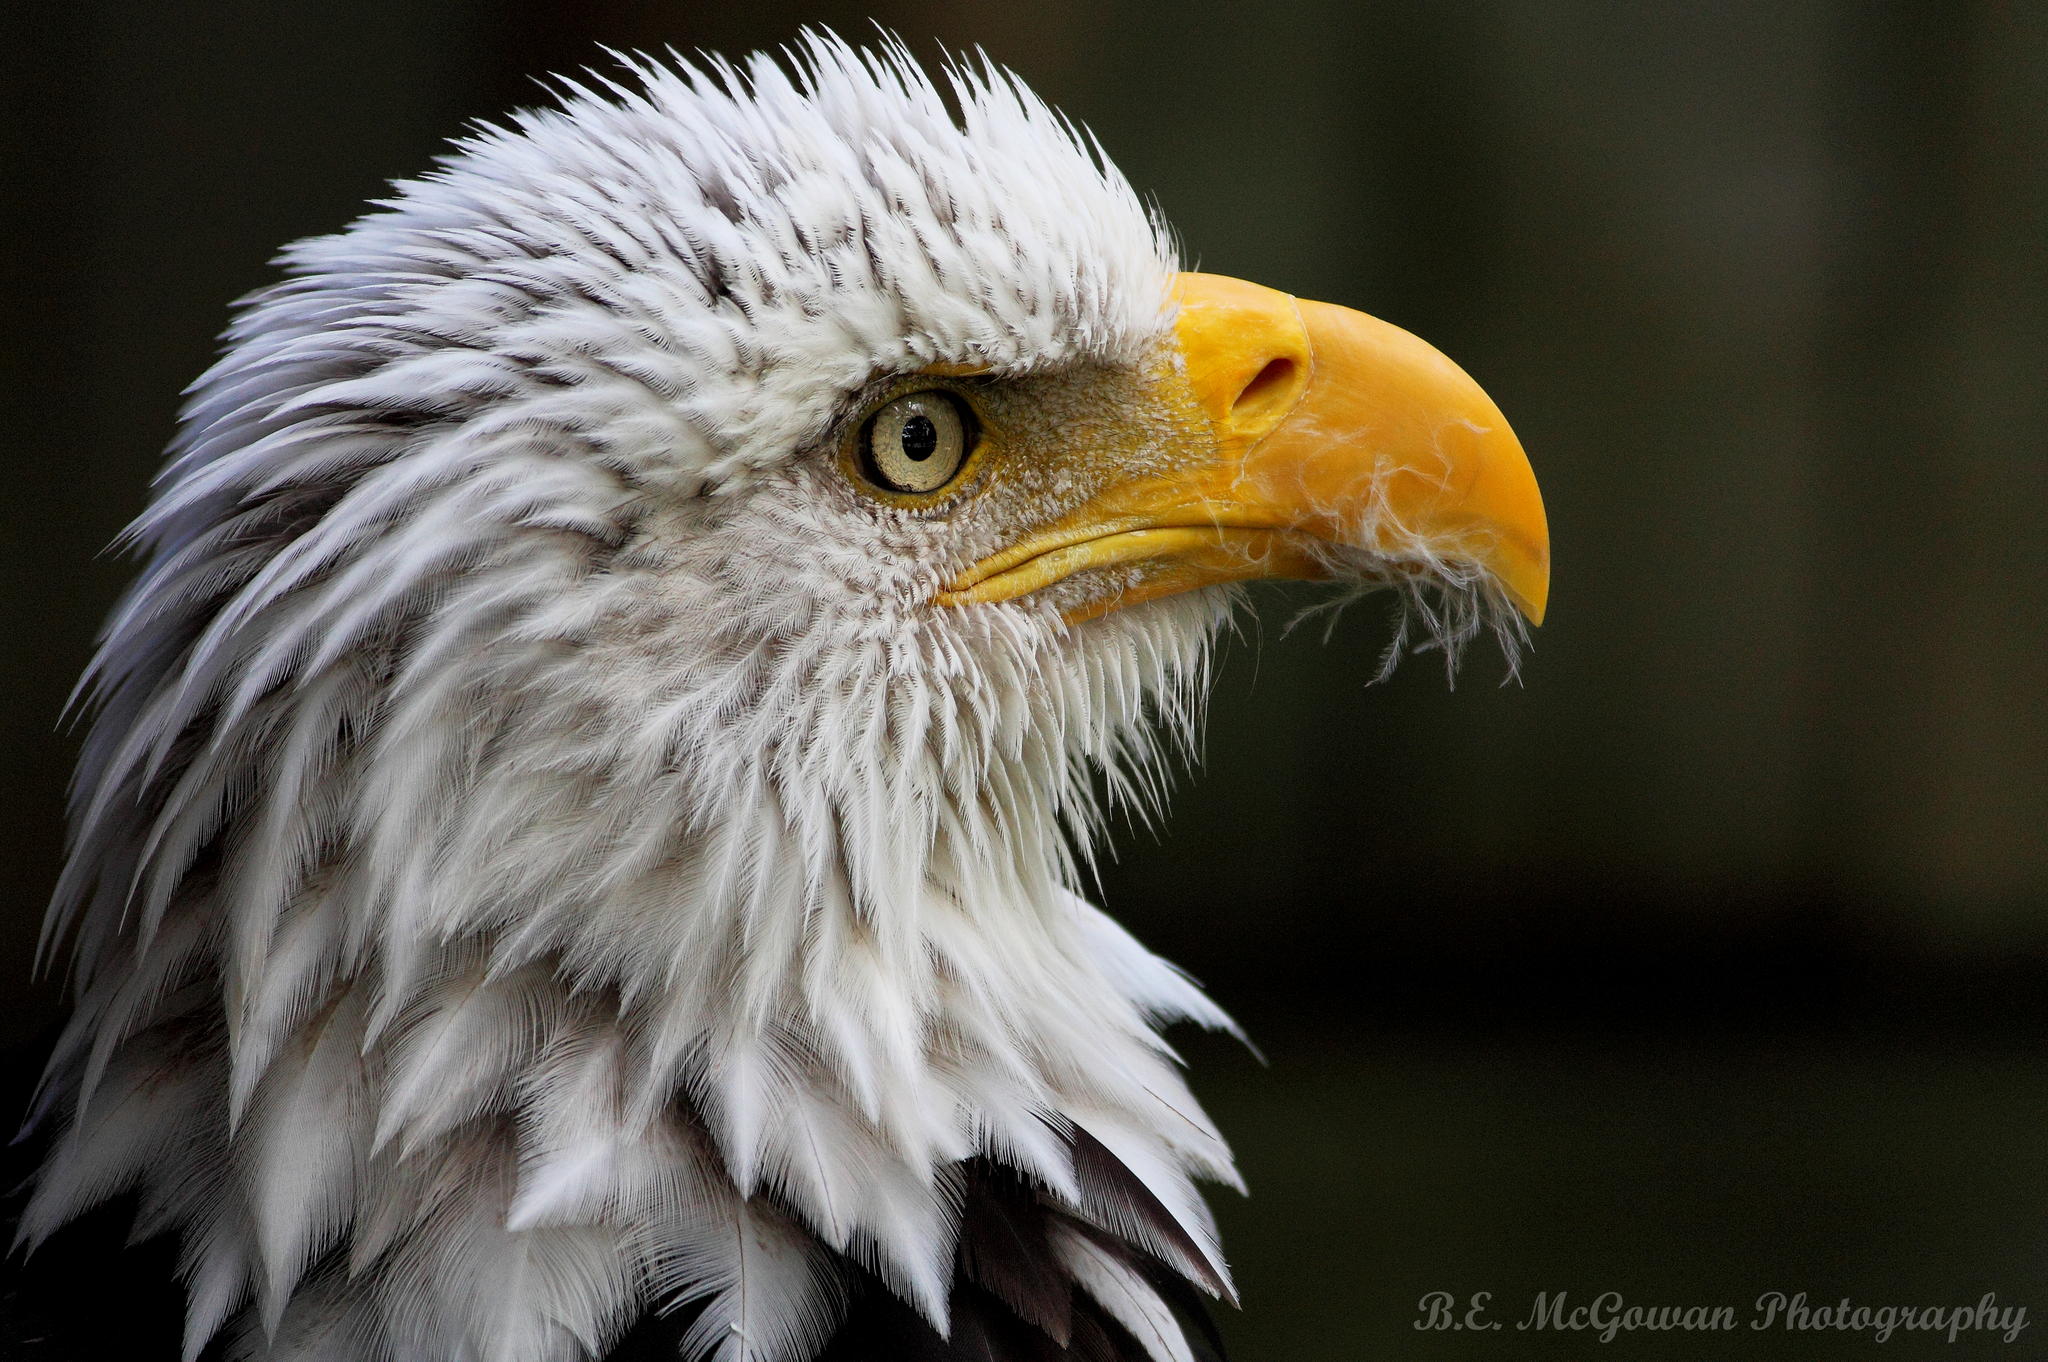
<box><xmin>27</xmin><ymin>35</ymin><xmax>1547</xmax><ymax>1362</ymax></box>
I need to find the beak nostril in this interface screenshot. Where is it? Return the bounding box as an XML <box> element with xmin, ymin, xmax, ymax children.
<box><xmin>1230</xmin><ymin>356</ymin><xmax>1301</xmax><ymax>430</ymax></box>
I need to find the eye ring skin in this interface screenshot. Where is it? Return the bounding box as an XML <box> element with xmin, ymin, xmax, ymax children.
<box><xmin>838</xmin><ymin>383</ymin><xmax>991</xmax><ymax>509</ymax></box>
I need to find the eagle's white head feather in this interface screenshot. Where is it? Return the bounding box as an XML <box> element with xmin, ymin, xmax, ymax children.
<box><xmin>25</xmin><ymin>34</ymin><xmax>1545</xmax><ymax>1362</ymax></box>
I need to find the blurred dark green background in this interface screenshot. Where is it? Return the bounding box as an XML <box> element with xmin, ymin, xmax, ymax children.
<box><xmin>5</xmin><ymin>2</ymin><xmax>2047</xmax><ymax>1358</ymax></box>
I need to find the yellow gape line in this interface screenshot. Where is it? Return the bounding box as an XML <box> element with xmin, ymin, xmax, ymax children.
<box><xmin>940</xmin><ymin>272</ymin><xmax>1550</xmax><ymax>626</ymax></box>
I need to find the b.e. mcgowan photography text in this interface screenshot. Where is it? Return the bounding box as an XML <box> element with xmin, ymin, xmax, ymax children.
<box><xmin>1414</xmin><ymin>1289</ymin><xmax>2029</xmax><ymax>1345</ymax></box>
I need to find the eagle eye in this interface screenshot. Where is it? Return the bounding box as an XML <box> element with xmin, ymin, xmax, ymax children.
<box><xmin>857</xmin><ymin>390</ymin><xmax>975</xmax><ymax>496</ymax></box>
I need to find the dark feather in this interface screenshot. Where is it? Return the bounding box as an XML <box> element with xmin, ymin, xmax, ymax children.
<box><xmin>3</xmin><ymin>1041</ymin><xmax>1230</xmax><ymax>1362</ymax></box>
<box><xmin>1067</xmin><ymin>1128</ymin><xmax>1232</xmax><ymax>1302</ymax></box>
<box><xmin>1141</xmin><ymin>1264</ymin><xmax>1231</xmax><ymax>1362</ymax></box>
<box><xmin>956</xmin><ymin>1162</ymin><xmax>1074</xmax><ymax>1344</ymax></box>
<box><xmin>794</xmin><ymin>1149</ymin><xmax>1231</xmax><ymax>1362</ymax></box>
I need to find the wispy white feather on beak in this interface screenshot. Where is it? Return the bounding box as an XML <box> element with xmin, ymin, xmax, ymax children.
<box><xmin>23</xmin><ymin>29</ymin><xmax>1540</xmax><ymax>1362</ymax></box>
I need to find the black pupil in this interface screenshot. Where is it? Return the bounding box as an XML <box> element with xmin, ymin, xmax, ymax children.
<box><xmin>900</xmin><ymin>412</ymin><xmax>938</xmax><ymax>462</ymax></box>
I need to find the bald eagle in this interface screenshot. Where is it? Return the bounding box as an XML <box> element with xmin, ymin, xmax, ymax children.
<box><xmin>20</xmin><ymin>36</ymin><xmax>1547</xmax><ymax>1362</ymax></box>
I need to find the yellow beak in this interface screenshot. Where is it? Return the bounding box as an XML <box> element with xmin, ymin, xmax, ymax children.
<box><xmin>938</xmin><ymin>272</ymin><xmax>1549</xmax><ymax>626</ymax></box>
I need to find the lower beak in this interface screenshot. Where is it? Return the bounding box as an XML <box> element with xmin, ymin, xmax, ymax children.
<box><xmin>937</xmin><ymin>272</ymin><xmax>1550</xmax><ymax>626</ymax></box>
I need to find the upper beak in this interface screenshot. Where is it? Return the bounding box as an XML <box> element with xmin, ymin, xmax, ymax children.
<box><xmin>937</xmin><ymin>271</ymin><xmax>1550</xmax><ymax>626</ymax></box>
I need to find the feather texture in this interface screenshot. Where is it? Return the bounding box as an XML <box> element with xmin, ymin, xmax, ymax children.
<box><xmin>1052</xmin><ymin>1228</ymin><xmax>1194</xmax><ymax>1362</ymax></box>
<box><xmin>24</xmin><ymin>33</ymin><xmax>1257</xmax><ymax>1362</ymax></box>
